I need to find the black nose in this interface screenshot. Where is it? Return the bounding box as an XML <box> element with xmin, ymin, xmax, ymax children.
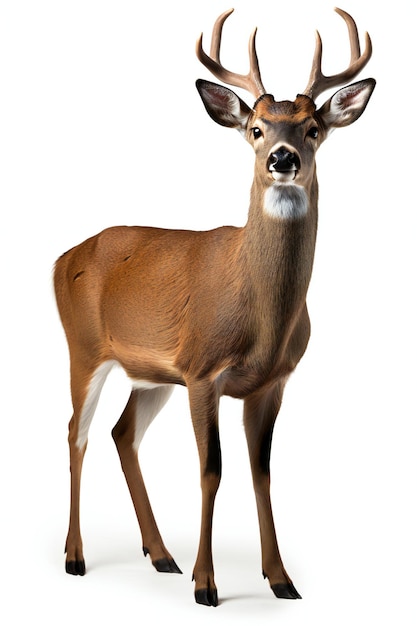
<box><xmin>268</xmin><ymin>148</ymin><xmax>300</xmax><ymax>172</ymax></box>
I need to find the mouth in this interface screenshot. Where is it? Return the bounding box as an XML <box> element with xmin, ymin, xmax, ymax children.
<box><xmin>270</xmin><ymin>166</ymin><xmax>298</xmax><ymax>183</ymax></box>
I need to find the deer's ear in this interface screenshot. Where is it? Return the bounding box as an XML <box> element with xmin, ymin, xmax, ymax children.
<box><xmin>317</xmin><ymin>78</ymin><xmax>376</xmax><ymax>130</ymax></box>
<box><xmin>196</xmin><ymin>79</ymin><xmax>252</xmax><ymax>132</ymax></box>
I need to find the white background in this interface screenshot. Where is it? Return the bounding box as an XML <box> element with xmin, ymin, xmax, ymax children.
<box><xmin>1</xmin><ymin>0</ymin><xmax>416</xmax><ymax>624</ymax></box>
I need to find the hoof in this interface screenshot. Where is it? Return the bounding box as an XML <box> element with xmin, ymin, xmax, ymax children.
<box><xmin>271</xmin><ymin>581</ymin><xmax>302</xmax><ymax>599</ymax></box>
<box><xmin>143</xmin><ymin>547</ymin><xmax>182</xmax><ymax>574</ymax></box>
<box><xmin>65</xmin><ymin>559</ymin><xmax>86</xmax><ymax>576</ymax></box>
<box><xmin>153</xmin><ymin>557</ymin><xmax>183</xmax><ymax>574</ymax></box>
<box><xmin>195</xmin><ymin>587</ymin><xmax>218</xmax><ymax>607</ymax></box>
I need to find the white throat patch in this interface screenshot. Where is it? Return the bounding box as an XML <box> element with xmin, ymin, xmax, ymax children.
<box><xmin>263</xmin><ymin>184</ymin><xmax>309</xmax><ymax>219</ymax></box>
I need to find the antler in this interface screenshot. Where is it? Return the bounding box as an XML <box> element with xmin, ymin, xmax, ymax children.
<box><xmin>196</xmin><ymin>8</ymin><xmax>267</xmax><ymax>99</ymax></box>
<box><xmin>303</xmin><ymin>8</ymin><xmax>372</xmax><ymax>101</ymax></box>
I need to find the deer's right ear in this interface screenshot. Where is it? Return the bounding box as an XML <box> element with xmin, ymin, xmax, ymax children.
<box><xmin>196</xmin><ymin>79</ymin><xmax>252</xmax><ymax>132</ymax></box>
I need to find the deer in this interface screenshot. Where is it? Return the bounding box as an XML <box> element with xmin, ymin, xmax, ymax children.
<box><xmin>54</xmin><ymin>7</ymin><xmax>375</xmax><ymax>607</ymax></box>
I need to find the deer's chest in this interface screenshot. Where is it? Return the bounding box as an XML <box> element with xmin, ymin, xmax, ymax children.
<box><xmin>216</xmin><ymin>304</ymin><xmax>311</xmax><ymax>399</ymax></box>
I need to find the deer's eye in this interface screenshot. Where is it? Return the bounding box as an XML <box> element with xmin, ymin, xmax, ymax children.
<box><xmin>252</xmin><ymin>127</ymin><xmax>263</xmax><ymax>139</ymax></box>
<box><xmin>306</xmin><ymin>126</ymin><xmax>319</xmax><ymax>139</ymax></box>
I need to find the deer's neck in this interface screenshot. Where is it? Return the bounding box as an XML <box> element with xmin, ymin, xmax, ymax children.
<box><xmin>242</xmin><ymin>178</ymin><xmax>318</xmax><ymax>322</ymax></box>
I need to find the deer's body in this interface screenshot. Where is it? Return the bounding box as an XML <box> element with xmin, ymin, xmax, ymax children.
<box><xmin>54</xmin><ymin>8</ymin><xmax>375</xmax><ymax>606</ymax></box>
<box><xmin>56</xmin><ymin>195</ymin><xmax>316</xmax><ymax>398</ymax></box>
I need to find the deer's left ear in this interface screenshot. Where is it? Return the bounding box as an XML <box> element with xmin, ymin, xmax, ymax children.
<box><xmin>318</xmin><ymin>78</ymin><xmax>376</xmax><ymax>129</ymax></box>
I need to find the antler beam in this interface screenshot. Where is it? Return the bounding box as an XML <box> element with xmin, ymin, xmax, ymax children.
<box><xmin>303</xmin><ymin>7</ymin><xmax>372</xmax><ymax>101</ymax></box>
<box><xmin>196</xmin><ymin>8</ymin><xmax>267</xmax><ymax>99</ymax></box>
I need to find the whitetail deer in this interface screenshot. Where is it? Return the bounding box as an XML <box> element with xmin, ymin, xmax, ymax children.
<box><xmin>54</xmin><ymin>7</ymin><xmax>375</xmax><ymax>606</ymax></box>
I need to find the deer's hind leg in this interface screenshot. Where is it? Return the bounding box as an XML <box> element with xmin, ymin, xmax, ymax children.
<box><xmin>111</xmin><ymin>384</ymin><xmax>182</xmax><ymax>574</ymax></box>
<box><xmin>66</xmin><ymin>359</ymin><xmax>115</xmax><ymax>575</ymax></box>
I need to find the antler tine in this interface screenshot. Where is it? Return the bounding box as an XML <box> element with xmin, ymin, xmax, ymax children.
<box><xmin>209</xmin><ymin>8</ymin><xmax>234</xmax><ymax>62</ymax></box>
<box><xmin>303</xmin><ymin>7</ymin><xmax>372</xmax><ymax>101</ymax></box>
<box><xmin>336</xmin><ymin>7</ymin><xmax>361</xmax><ymax>63</ymax></box>
<box><xmin>248</xmin><ymin>28</ymin><xmax>266</xmax><ymax>99</ymax></box>
<box><xmin>196</xmin><ymin>8</ymin><xmax>266</xmax><ymax>99</ymax></box>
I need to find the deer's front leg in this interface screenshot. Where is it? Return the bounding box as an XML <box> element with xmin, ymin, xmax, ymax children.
<box><xmin>244</xmin><ymin>383</ymin><xmax>301</xmax><ymax>600</ymax></box>
<box><xmin>187</xmin><ymin>380</ymin><xmax>221</xmax><ymax>607</ymax></box>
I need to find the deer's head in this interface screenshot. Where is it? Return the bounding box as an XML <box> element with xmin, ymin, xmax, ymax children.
<box><xmin>196</xmin><ymin>8</ymin><xmax>375</xmax><ymax>219</ymax></box>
